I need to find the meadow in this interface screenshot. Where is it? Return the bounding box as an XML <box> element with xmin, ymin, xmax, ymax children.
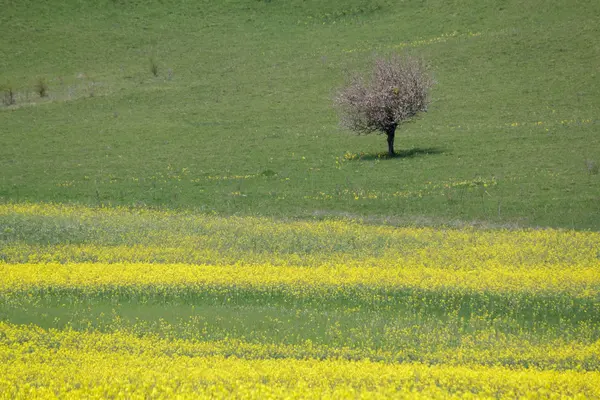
<box><xmin>1</xmin><ymin>0</ymin><xmax>600</xmax><ymax>397</ymax></box>
<box><xmin>1</xmin><ymin>0</ymin><xmax>599</xmax><ymax>228</ymax></box>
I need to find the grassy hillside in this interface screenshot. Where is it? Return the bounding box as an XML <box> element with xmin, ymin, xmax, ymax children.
<box><xmin>1</xmin><ymin>0</ymin><xmax>599</xmax><ymax>228</ymax></box>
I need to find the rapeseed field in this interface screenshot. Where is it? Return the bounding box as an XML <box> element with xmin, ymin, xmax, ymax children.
<box><xmin>1</xmin><ymin>203</ymin><xmax>599</xmax><ymax>398</ymax></box>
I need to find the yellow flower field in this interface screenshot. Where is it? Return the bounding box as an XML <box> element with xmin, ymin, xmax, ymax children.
<box><xmin>1</xmin><ymin>323</ymin><xmax>599</xmax><ymax>399</ymax></box>
<box><xmin>1</xmin><ymin>203</ymin><xmax>599</xmax><ymax>398</ymax></box>
<box><xmin>1</xmin><ymin>261</ymin><xmax>599</xmax><ymax>298</ymax></box>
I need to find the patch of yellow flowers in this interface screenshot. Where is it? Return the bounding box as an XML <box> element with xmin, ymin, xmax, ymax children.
<box><xmin>0</xmin><ymin>261</ymin><xmax>598</xmax><ymax>298</ymax></box>
<box><xmin>1</xmin><ymin>203</ymin><xmax>599</xmax><ymax>398</ymax></box>
<box><xmin>1</xmin><ymin>323</ymin><xmax>598</xmax><ymax>399</ymax></box>
<box><xmin>2</xmin><ymin>203</ymin><xmax>599</xmax><ymax>268</ymax></box>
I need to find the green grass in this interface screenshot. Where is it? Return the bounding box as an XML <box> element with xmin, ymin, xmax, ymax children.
<box><xmin>3</xmin><ymin>285</ymin><xmax>598</xmax><ymax>369</ymax></box>
<box><xmin>1</xmin><ymin>0</ymin><xmax>599</xmax><ymax>229</ymax></box>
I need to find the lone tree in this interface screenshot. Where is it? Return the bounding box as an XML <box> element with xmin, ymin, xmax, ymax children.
<box><xmin>334</xmin><ymin>54</ymin><xmax>434</xmax><ymax>156</ymax></box>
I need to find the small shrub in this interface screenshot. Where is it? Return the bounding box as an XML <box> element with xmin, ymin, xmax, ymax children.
<box><xmin>585</xmin><ymin>160</ymin><xmax>598</xmax><ymax>175</ymax></box>
<box><xmin>150</xmin><ymin>58</ymin><xmax>159</xmax><ymax>77</ymax></box>
<box><xmin>35</xmin><ymin>78</ymin><xmax>48</xmax><ymax>98</ymax></box>
<box><xmin>2</xmin><ymin>86</ymin><xmax>16</xmax><ymax>106</ymax></box>
<box><xmin>261</xmin><ymin>169</ymin><xmax>277</xmax><ymax>177</ymax></box>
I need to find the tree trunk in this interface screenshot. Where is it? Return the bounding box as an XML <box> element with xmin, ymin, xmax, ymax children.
<box><xmin>386</xmin><ymin>125</ymin><xmax>397</xmax><ymax>156</ymax></box>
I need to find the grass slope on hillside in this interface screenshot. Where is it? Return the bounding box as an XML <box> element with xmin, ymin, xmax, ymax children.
<box><xmin>1</xmin><ymin>0</ymin><xmax>599</xmax><ymax>228</ymax></box>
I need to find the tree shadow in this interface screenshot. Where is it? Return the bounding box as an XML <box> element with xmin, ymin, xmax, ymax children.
<box><xmin>352</xmin><ymin>147</ymin><xmax>444</xmax><ymax>161</ymax></box>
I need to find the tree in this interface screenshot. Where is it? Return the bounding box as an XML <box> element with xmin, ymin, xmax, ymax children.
<box><xmin>334</xmin><ymin>54</ymin><xmax>434</xmax><ymax>156</ymax></box>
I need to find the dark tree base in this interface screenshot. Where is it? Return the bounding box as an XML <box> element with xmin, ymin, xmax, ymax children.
<box><xmin>386</xmin><ymin>125</ymin><xmax>397</xmax><ymax>157</ymax></box>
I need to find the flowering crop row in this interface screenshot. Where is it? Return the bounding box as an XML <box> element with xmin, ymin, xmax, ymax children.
<box><xmin>0</xmin><ymin>261</ymin><xmax>598</xmax><ymax>298</ymax></box>
<box><xmin>1</xmin><ymin>323</ymin><xmax>598</xmax><ymax>399</ymax></box>
<box><xmin>2</xmin><ymin>203</ymin><xmax>599</xmax><ymax>267</ymax></box>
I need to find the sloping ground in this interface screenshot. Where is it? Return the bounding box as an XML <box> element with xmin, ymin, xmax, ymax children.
<box><xmin>1</xmin><ymin>0</ymin><xmax>599</xmax><ymax>228</ymax></box>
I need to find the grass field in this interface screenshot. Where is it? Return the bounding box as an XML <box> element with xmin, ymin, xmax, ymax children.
<box><xmin>2</xmin><ymin>0</ymin><xmax>599</xmax><ymax>228</ymax></box>
<box><xmin>1</xmin><ymin>0</ymin><xmax>600</xmax><ymax>398</ymax></box>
